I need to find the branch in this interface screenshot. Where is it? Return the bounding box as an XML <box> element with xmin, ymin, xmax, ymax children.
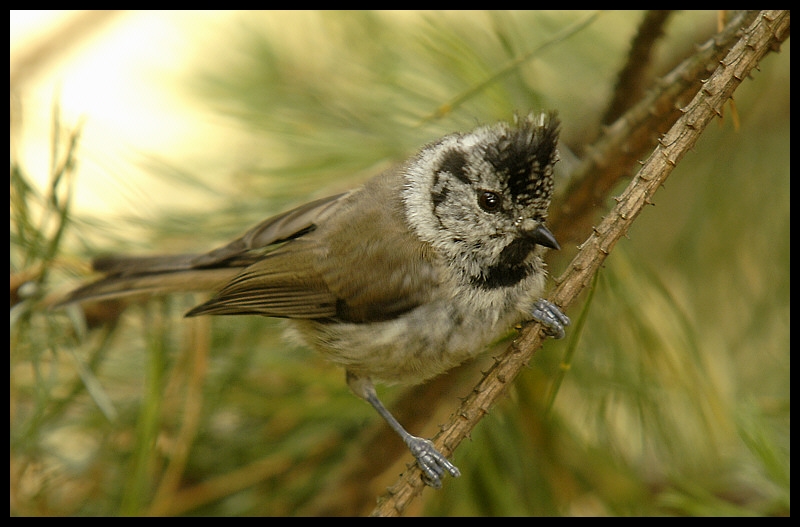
<box><xmin>551</xmin><ymin>9</ymin><xmax>759</xmax><ymax>246</ymax></box>
<box><xmin>371</xmin><ymin>10</ymin><xmax>789</xmax><ymax>517</ymax></box>
<box><xmin>601</xmin><ymin>10</ymin><xmax>673</xmax><ymax>126</ymax></box>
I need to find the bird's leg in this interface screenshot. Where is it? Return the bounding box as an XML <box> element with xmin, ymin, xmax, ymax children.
<box><xmin>346</xmin><ymin>371</ymin><xmax>460</xmax><ymax>489</ymax></box>
<box><xmin>531</xmin><ymin>299</ymin><xmax>570</xmax><ymax>339</ymax></box>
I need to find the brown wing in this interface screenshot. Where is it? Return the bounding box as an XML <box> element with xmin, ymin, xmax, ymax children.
<box><xmin>189</xmin><ymin>193</ymin><xmax>347</xmax><ymax>268</ymax></box>
<box><xmin>186</xmin><ymin>237</ymin><xmax>339</xmax><ymax>318</ymax></box>
<box><xmin>186</xmin><ymin>169</ymin><xmax>443</xmax><ymax>323</ymax></box>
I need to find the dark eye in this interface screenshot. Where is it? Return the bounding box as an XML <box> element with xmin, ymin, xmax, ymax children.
<box><xmin>478</xmin><ymin>190</ymin><xmax>502</xmax><ymax>212</ymax></box>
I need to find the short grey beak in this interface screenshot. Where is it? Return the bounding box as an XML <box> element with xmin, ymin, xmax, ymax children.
<box><xmin>525</xmin><ymin>224</ymin><xmax>560</xmax><ymax>250</ymax></box>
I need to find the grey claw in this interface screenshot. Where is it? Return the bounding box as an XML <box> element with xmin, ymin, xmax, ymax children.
<box><xmin>406</xmin><ymin>436</ymin><xmax>460</xmax><ymax>488</ymax></box>
<box><xmin>531</xmin><ymin>299</ymin><xmax>570</xmax><ymax>339</ymax></box>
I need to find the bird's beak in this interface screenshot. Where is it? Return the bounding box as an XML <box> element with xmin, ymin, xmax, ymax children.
<box><xmin>524</xmin><ymin>224</ymin><xmax>560</xmax><ymax>250</ymax></box>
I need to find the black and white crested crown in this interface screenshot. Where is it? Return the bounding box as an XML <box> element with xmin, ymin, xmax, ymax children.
<box><xmin>483</xmin><ymin>112</ymin><xmax>560</xmax><ymax>209</ymax></box>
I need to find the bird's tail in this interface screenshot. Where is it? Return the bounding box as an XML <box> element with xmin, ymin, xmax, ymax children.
<box><xmin>55</xmin><ymin>253</ymin><xmax>244</xmax><ymax>307</ymax></box>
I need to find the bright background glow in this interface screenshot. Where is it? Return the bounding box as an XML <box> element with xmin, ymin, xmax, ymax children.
<box><xmin>11</xmin><ymin>10</ymin><xmax>251</xmax><ymax>216</ymax></box>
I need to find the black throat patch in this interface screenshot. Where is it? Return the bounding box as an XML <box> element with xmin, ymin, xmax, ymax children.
<box><xmin>471</xmin><ymin>238</ymin><xmax>537</xmax><ymax>289</ymax></box>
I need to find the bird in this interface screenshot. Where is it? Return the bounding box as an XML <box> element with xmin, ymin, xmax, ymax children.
<box><xmin>59</xmin><ymin>111</ymin><xmax>569</xmax><ymax>488</ymax></box>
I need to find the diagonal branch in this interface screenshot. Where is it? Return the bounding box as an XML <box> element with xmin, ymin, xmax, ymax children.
<box><xmin>371</xmin><ymin>10</ymin><xmax>789</xmax><ymax>517</ymax></box>
<box><xmin>551</xmin><ymin>9</ymin><xmax>759</xmax><ymax>246</ymax></box>
<box><xmin>600</xmin><ymin>10</ymin><xmax>673</xmax><ymax>126</ymax></box>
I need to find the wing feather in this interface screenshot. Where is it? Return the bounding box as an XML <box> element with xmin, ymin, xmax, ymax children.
<box><xmin>187</xmin><ymin>169</ymin><xmax>443</xmax><ymax>323</ymax></box>
<box><xmin>63</xmin><ymin>168</ymin><xmax>444</xmax><ymax>324</ymax></box>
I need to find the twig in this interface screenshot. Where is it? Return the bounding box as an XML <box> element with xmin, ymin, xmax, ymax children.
<box><xmin>551</xmin><ymin>10</ymin><xmax>759</xmax><ymax>246</ymax></box>
<box><xmin>371</xmin><ymin>10</ymin><xmax>789</xmax><ymax>517</ymax></box>
<box><xmin>601</xmin><ymin>10</ymin><xmax>673</xmax><ymax>126</ymax></box>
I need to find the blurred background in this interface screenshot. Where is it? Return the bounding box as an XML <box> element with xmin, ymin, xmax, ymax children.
<box><xmin>10</xmin><ymin>11</ymin><xmax>789</xmax><ymax>516</ymax></box>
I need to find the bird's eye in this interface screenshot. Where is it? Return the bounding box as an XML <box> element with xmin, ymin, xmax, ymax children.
<box><xmin>478</xmin><ymin>190</ymin><xmax>502</xmax><ymax>212</ymax></box>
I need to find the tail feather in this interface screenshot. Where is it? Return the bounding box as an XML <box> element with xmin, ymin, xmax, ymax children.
<box><xmin>91</xmin><ymin>253</ymin><xmax>201</xmax><ymax>275</ymax></box>
<box><xmin>56</xmin><ymin>253</ymin><xmax>243</xmax><ymax>307</ymax></box>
